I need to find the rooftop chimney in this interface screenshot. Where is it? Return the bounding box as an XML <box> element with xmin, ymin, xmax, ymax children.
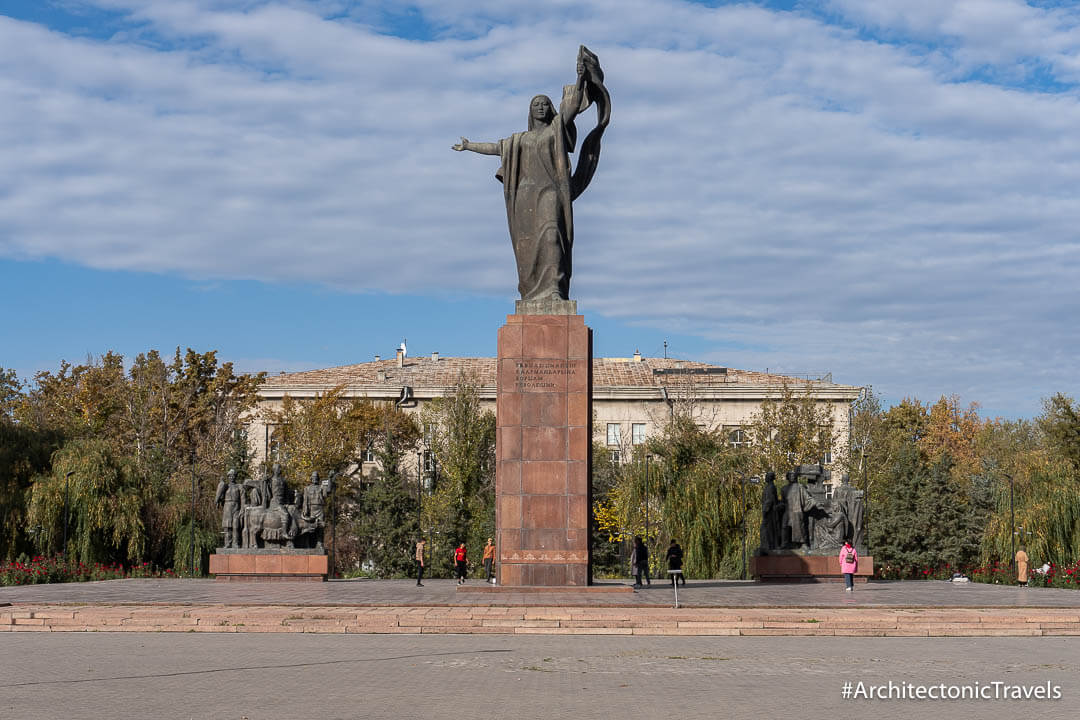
<box><xmin>374</xmin><ymin>354</ymin><xmax>380</xmax><ymax>362</ymax></box>
<box><xmin>633</xmin><ymin>349</ymin><xmax>642</xmax><ymax>362</ymax></box>
<box><xmin>396</xmin><ymin>348</ymin><xmax>404</xmax><ymax>368</ymax></box>
<box><xmin>431</xmin><ymin>351</ymin><xmax>439</xmax><ymax>362</ymax></box>
<box><xmin>376</xmin><ymin>369</ymin><xmax>387</xmax><ymax>382</ymax></box>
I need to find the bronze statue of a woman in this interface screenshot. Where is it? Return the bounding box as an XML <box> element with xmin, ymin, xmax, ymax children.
<box><xmin>454</xmin><ymin>46</ymin><xmax>610</xmax><ymax>305</ymax></box>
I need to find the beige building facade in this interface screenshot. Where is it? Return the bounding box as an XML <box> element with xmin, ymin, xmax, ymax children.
<box><xmin>251</xmin><ymin>351</ymin><xmax>863</xmax><ymax>475</ymax></box>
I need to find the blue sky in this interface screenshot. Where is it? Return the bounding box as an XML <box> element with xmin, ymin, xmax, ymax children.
<box><xmin>2</xmin><ymin>0</ymin><xmax>1079</xmax><ymax>419</ymax></box>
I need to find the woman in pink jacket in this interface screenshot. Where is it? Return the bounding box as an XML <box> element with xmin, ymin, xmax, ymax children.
<box><xmin>839</xmin><ymin>541</ymin><xmax>858</xmax><ymax>592</ymax></box>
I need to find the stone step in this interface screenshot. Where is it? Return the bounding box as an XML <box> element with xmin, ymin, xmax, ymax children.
<box><xmin>4</xmin><ymin>604</ymin><xmax>1080</xmax><ymax>636</ymax></box>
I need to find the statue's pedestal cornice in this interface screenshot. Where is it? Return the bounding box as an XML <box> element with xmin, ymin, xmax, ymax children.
<box><xmin>515</xmin><ymin>298</ymin><xmax>577</xmax><ymax>315</ymax></box>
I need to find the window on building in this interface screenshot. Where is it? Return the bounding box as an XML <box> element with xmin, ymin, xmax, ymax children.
<box><xmin>606</xmin><ymin>423</ymin><xmax>621</xmax><ymax>446</ymax></box>
<box><xmin>819</xmin><ymin>429</ymin><xmax>833</xmax><ymax>465</ymax></box>
<box><xmin>266</xmin><ymin>425</ymin><xmax>287</xmax><ymax>463</ymax></box>
<box><xmin>728</xmin><ymin>428</ymin><xmax>748</xmax><ymax>450</ymax></box>
<box><xmin>364</xmin><ymin>448</ymin><xmax>375</xmax><ymax>463</ymax></box>
<box><xmin>631</xmin><ymin>423</ymin><xmax>646</xmax><ymax>445</ymax></box>
<box><xmin>610</xmin><ymin>449</ymin><xmax>621</xmax><ymax>466</ymax></box>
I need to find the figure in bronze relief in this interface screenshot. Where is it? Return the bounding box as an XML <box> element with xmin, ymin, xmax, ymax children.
<box><xmin>214</xmin><ymin>469</ymin><xmax>244</xmax><ymax>549</ymax></box>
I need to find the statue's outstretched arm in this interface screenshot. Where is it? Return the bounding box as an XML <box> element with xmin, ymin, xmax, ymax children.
<box><xmin>452</xmin><ymin>137</ymin><xmax>499</xmax><ymax>155</ymax></box>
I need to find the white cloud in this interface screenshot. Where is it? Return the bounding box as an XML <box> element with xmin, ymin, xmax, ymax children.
<box><xmin>825</xmin><ymin>0</ymin><xmax>1080</xmax><ymax>81</ymax></box>
<box><xmin>1</xmin><ymin>0</ymin><xmax>1079</xmax><ymax>416</ymax></box>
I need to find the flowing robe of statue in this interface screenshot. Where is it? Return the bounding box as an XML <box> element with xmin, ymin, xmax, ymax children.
<box><xmin>832</xmin><ymin>480</ymin><xmax>866</xmax><ymax>549</ymax></box>
<box><xmin>782</xmin><ymin>480</ymin><xmax>819</xmax><ymax>547</ymax></box>
<box><xmin>455</xmin><ymin>45</ymin><xmax>610</xmax><ymax>303</ymax></box>
<box><xmin>812</xmin><ymin>504</ymin><xmax>846</xmax><ymax>550</ymax></box>
<box><xmin>497</xmin><ymin>98</ymin><xmax>576</xmax><ymax>301</ymax></box>
<box><xmin>759</xmin><ymin>478</ymin><xmax>783</xmax><ymax>552</ymax></box>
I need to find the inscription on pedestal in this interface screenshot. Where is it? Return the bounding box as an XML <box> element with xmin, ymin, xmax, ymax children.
<box><xmin>515</xmin><ymin>360</ymin><xmax>580</xmax><ymax>390</ymax></box>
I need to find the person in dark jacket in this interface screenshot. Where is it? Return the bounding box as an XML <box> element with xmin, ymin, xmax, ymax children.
<box><xmin>666</xmin><ymin>539</ymin><xmax>685</xmax><ymax>586</ymax></box>
<box><xmin>630</xmin><ymin>536</ymin><xmax>650</xmax><ymax>588</ymax></box>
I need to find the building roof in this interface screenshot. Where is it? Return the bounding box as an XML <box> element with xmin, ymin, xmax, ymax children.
<box><xmin>260</xmin><ymin>356</ymin><xmax>854</xmax><ymax>395</ymax></box>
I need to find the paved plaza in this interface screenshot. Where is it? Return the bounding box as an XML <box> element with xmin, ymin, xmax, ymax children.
<box><xmin>3</xmin><ymin>577</ymin><xmax>1079</xmax><ymax>608</ymax></box>
<box><xmin>1</xmin><ymin>633</ymin><xmax>1077</xmax><ymax>720</ymax></box>
<box><xmin>3</xmin><ymin>578</ymin><xmax>1078</xmax><ymax>637</ymax></box>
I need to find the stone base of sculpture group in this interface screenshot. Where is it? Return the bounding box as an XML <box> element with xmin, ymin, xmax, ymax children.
<box><xmin>457</xmin><ymin>583</ymin><xmax>632</xmax><ymax>594</ymax></box>
<box><xmin>209</xmin><ymin>550</ymin><xmax>328</xmax><ymax>582</ymax></box>
<box><xmin>496</xmin><ymin>313</ymin><xmax>592</xmax><ymax>587</ymax></box>
<box><xmin>750</xmin><ymin>555</ymin><xmax>875</xmax><ymax>583</ymax></box>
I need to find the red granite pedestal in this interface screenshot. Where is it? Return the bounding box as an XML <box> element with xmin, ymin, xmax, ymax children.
<box><xmin>750</xmin><ymin>555</ymin><xmax>875</xmax><ymax>583</ymax></box>
<box><xmin>209</xmin><ymin>552</ymin><xmax>328</xmax><ymax>582</ymax></box>
<box><xmin>496</xmin><ymin>313</ymin><xmax>592</xmax><ymax>586</ymax></box>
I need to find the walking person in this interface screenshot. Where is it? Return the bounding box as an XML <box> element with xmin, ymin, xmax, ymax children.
<box><xmin>839</xmin><ymin>540</ymin><xmax>858</xmax><ymax>592</ymax></box>
<box><xmin>630</xmin><ymin>536</ymin><xmax>650</xmax><ymax>588</ymax></box>
<box><xmin>415</xmin><ymin>538</ymin><xmax>426</xmax><ymax>587</ymax></box>
<box><xmin>454</xmin><ymin>542</ymin><xmax>468</xmax><ymax>584</ymax></box>
<box><xmin>666</xmin><ymin>539</ymin><xmax>685</xmax><ymax>586</ymax></box>
<box><xmin>483</xmin><ymin>537</ymin><xmax>496</xmax><ymax>584</ymax></box>
<box><xmin>1016</xmin><ymin>546</ymin><xmax>1030</xmax><ymax>587</ymax></box>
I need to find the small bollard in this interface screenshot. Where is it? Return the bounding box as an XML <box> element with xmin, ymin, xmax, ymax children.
<box><xmin>668</xmin><ymin>569</ymin><xmax>683</xmax><ymax>608</ymax></box>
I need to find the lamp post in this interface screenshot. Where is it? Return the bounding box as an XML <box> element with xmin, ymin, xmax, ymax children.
<box><xmin>741</xmin><ymin>476</ymin><xmax>760</xmax><ymax>580</ymax></box>
<box><xmin>644</xmin><ymin>454</ymin><xmax>651</xmax><ymax>547</ymax></box>
<box><xmin>62</xmin><ymin>471</ymin><xmax>74</xmax><ymax>555</ymax></box>
<box><xmin>190</xmin><ymin>450</ymin><xmax>197</xmax><ymax>578</ymax></box>
<box><xmin>417</xmin><ymin>447</ymin><xmax>423</xmax><ymax>532</ymax></box>
<box><xmin>1007</xmin><ymin>472</ymin><xmax>1015</xmax><ymax>572</ymax></box>
<box><xmin>330</xmin><ymin>471</ymin><xmax>338</xmax><ymax>580</ymax></box>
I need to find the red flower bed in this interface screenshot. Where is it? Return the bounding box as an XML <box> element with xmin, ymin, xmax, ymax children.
<box><xmin>874</xmin><ymin>559</ymin><xmax>1078</xmax><ymax>588</ymax></box>
<box><xmin>0</xmin><ymin>556</ymin><xmax>176</xmax><ymax>586</ymax></box>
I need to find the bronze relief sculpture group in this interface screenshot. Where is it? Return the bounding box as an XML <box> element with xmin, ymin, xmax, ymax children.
<box><xmin>758</xmin><ymin>465</ymin><xmax>865</xmax><ymax>556</ymax></box>
<box><xmin>215</xmin><ymin>465</ymin><xmax>333</xmax><ymax>551</ymax></box>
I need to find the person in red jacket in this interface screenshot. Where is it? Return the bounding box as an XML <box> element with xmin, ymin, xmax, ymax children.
<box><xmin>839</xmin><ymin>541</ymin><xmax>858</xmax><ymax>592</ymax></box>
<box><xmin>454</xmin><ymin>542</ymin><xmax>468</xmax><ymax>584</ymax></box>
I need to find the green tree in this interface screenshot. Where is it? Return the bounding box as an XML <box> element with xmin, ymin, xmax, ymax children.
<box><xmin>352</xmin><ymin>405</ymin><xmax>420</xmax><ymax>576</ymax></box>
<box><xmin>420</xmin><ymin>373</ymin><xmax>496</xmax><ymax>577</ymax></box>
<box><xmin>1039</xmin><ymin>393</ymin><xmax>1080</xmax><ymax>472</ymax></box>
<box><xmin>27</xmin><ymin>439</ymin><xmax>144</xmax><ymax>564</ymax></box>
<box><xmin>260</xmin><ymin>386</ymin><xmax>382</xmax><ymax>482</ymax></box>
<box><xmin>0</xmin><ymin>367</ymin><xmax>62</xmax><ymax>560</ymax></box>
<box><xmin>16</xmin><ymin>349</ymin><xmax>263</xmax><ymax>571</ymax></box>
<box><xmin>745</xmin><ymin>383</ymin><xmax>836</xmax><ymax>477</ymax></box>
<box><xmin>601</xmin><ymin>412</ymin><xmax>747</xmax><ymax>579</ymax></box>
<box><xmin>870</xmin><ymin>447</ymin><xmax>985</xmax><ymax>577</ymax></box>
<box><xmin>868</xmin><ymin>444</ymin><xmax>930</xmax><ymax>576</ymax></box>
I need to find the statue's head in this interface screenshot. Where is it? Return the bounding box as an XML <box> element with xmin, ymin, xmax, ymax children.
<box><xmin>785</xmin><ymin>471</ymin><xmax>796</xmax><ymax>483</ymax></box>
<box><xmin>227</xmin><ymin>469</ymin><xmax>237</xmax><ymax>482</ymax></box>
<box><xmin>310</xmin><ymin>471</ymin><xmax>320</xmax><ymax>484</ymax></box>
<box><xmin>764</xmin><ymin>471</ymin><xmax>776</xmax><ymax>484</ymax></box>
<box><xmin>272</xmin><ymin>463</ymin><xmax>281</xmax><ymax>476</ymax></box>
<box><xmin>528</xmin><ymin>95</ymin><xmax>555</xmax><ymax>130</ymax></box>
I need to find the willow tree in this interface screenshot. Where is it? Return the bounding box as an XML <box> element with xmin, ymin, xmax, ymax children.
<box><xmin>601</xmin><ymin>413</ymin><xmax>748</xmax><ymax>578</ymax></box>
<box><xmin>27</xmin><ymin>439</ymin><xmax>144</xmax><ymax>564</ymax></box>
<box><xmin>982</xmin><ymin>460</ymin><xmax>1080</xmax><ymax>568</ymax></box>
<box><xmin>979</xmin><ymin>398</ymin><xmax>1080</xmax><ymax>568</ymax></box>
<box><xmin>0</xmin><ymin>367</ymin><xmax>62</xmax><ymax>560</ymax></box>
<box><xmin>14</xmin><ymin>349</ymin><xmax>263</xmax><ymax>571</ymax></box>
